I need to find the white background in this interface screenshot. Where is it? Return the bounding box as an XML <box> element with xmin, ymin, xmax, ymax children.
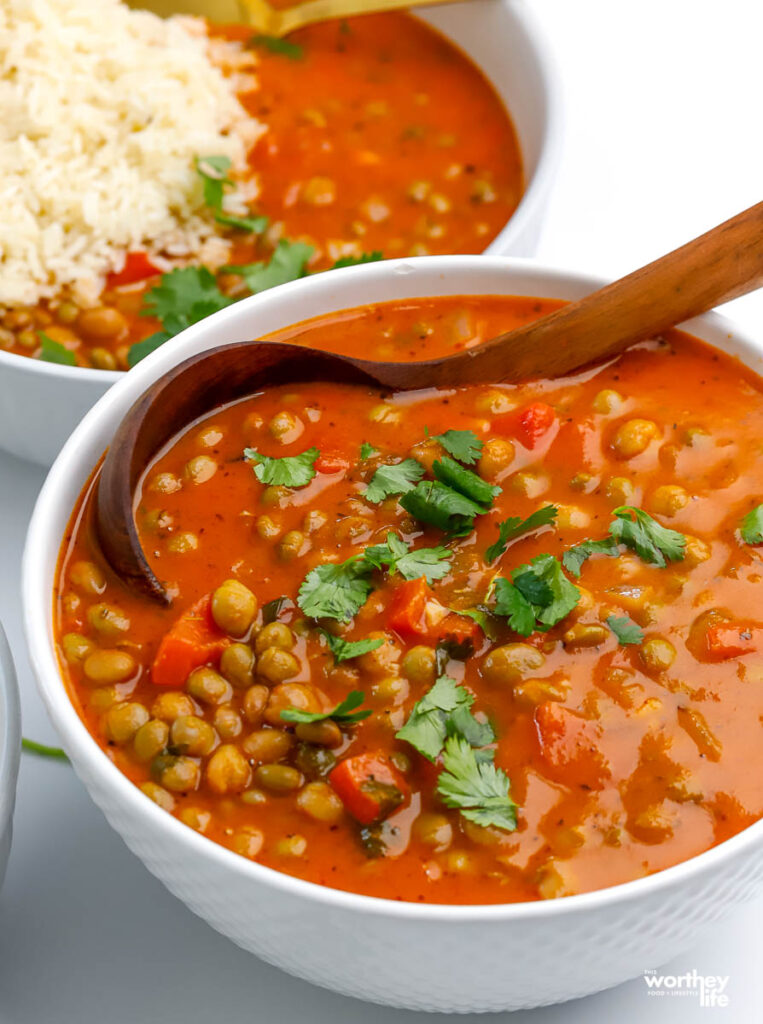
<box><xmin>1</xmin><ymin>0</ymin><xmax>762</xmax><ymax>1020</ymax></box>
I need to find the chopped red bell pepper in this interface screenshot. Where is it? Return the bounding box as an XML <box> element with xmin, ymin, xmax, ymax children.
<box><xmin>534</xmin><ymin>702</ymin><xmax>607</xmax><ymax>789</ymax></box>
<box><xmin>436</xmin><ymin>612</ymin><xmax>482</xmax><ymax>647</ymax></box>
<box><xmin>151</xmin><ymin>594</ymin><xmax>229</xmax><ymax>688</ymax></box>
<box><xmin>329</xmin><ymin>752</ymin><xmax>409</xmax><ymax>824</ymax></box>
<box><xmin>493</xmin><ymin>401</ymin><xmax>557</xmax><ymax>450</ymax></box>
<box><xmin>314</xmin><ymin>450</ymin><xmax>350</xmax><ymax>475</ymax></box>
<box><xmin>387</xmin><ymin>577</ymin><xmax>482</xmax><ymax>646</ymax></box>
<box><xmin>516</xmin><ymin>401</ymin><xmax>557</xmax><ymax>448</ymax></box>
<box><xmin>705</xmin><ymin>623</ymin><xmax>760</xmax><ymax>661</ymax></box>
<box><xmin>106</xmin><ymin>251</ymin><xmax>161</xmax><ymax>289</ymax></box>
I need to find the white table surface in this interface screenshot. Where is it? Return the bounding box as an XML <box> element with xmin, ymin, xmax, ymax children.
<box><xmin>1</xmin><ymin>1</ymin><xmax>762</xmax><ymax>1020</ymax></box>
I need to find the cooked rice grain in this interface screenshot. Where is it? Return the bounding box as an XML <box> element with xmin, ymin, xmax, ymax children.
<box><xmin>0</xmin><ymin>0</ymin><xmax>265</xmax><ymax>305</ymax></box>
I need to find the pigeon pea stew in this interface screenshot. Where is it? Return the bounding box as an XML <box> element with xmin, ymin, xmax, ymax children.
<box><xmin>55</xmin><ymin>294</ymin><xmax>763</xmax><ymax>904</ymax></box>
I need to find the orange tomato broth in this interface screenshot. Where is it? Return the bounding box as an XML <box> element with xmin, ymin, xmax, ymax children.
<box><xmin>3</xmin><ymin>13</ymin><xmax>522</xmax><ymax>367</ymax></box>
<box><xmin>55</xmin><ymin>294</ymin><xmax>763</xmax><ymax>904</ymax></box>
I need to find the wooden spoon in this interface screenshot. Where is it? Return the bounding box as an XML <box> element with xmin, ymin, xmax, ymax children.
<box><xmin>132</xmin><ymin>0</ymin><xmax>482</xmax><ymax>34</ymax></box>
<box><xmin>96</xmin><ymin>201</ymin><xmax>763</xmax><ymax>603</ymax></box>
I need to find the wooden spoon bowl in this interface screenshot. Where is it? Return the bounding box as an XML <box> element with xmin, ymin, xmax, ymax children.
<box><xmin>96</xmin><ymin>201</ymin><xmax>763</xmax><ymax>603</ymax></box>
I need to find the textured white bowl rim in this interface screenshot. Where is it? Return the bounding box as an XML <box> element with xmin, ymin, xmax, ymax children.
<box><xmin>0</xmin><ymin>0</ymin><xmax>562</xmax><ymax>389</ymax></box>
<box><xmin>24</xmin><ymin>254</ymin><xmax>763</xmax><ymax>926</ymax></box>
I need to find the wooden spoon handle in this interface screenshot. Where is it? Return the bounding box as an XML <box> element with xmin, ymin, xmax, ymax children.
<box><xmin>242</xmin><ymin>0</ymin><xmax>478</xmax><ymax>36</ymax></box>
<box><xmin>445</xmin><ymin>200</ymin><xmax>763</xmax><ymax>385</ymax></box>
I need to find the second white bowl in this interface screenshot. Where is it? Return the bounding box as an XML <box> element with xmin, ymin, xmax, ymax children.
<box><xmin>0</xmin><ymin>0</ymin><xmax>561</xmax><ymax>468</ymax></box>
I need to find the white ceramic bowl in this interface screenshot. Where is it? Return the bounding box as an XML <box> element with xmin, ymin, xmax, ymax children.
<box><xmin>22</xmin><ymin>256</ymin><xmax>763</xmax><ymax>1012</ymax></box>
<box><xmin>0</xmin><ymin>0</ymin><xmax>561</xmax><ymax>468</ymax></box>
<box><xmin>0</xmin><ymin>622</ymin><xmax>21</xmax><ymax>892</ymax></box>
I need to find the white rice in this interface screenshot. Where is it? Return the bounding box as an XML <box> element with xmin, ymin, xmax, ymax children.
<box><xmin>0</xmin><ymin>0</ymin><xmax>265</xmax><ymax>306</ymax></box>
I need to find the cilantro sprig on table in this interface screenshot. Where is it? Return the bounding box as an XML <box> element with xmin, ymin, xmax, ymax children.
<box><xmin>609</xmin><ymin>506</ymin><xmax>686</xmax><ymax>567</ymax></box>
<box><xmin>364</xmin><ymin>532</ymin><xmax>452</xmax><ymax>584</ymax></box>
<box><xmin>396</xmin><ymin>676</ymin><xmax>493</xmax><ymax>762</ymax></box>
<box><xmin>364</xmin><ymin>458</ymin><xmax>425</xmax><ymax>504</ymax></box>
<box><xmin>494</xmin><ymin>554</ymin><xmax>580</xmax><ymax>636</ymax></box>
<box><xmin>281</xmin><ymin>689</ymin><xmax>371</xmax><ymax>726</ymax></box>
<box><xmin>740</xmin><ymin>504</ymin><xmax>763</xmax><ymax>545</ymax></box>
<box><xmin>486</xmin><ymin>505</ymin><xmax>558</xmax><ymax>563</ymax></box>
<box><xmin>244</xmin><ymin>446</ymin><xmax>319</xmax><ymax>488</ymax></box>
<box><xmin>437</xmin><ymin>735</ymin><xmax>517</xmax><ymax>832</ymax></box>
<box><xmin>22</xmin><ymin>737</ymin><xmax>69</xmax><ymax>761</ymax></box>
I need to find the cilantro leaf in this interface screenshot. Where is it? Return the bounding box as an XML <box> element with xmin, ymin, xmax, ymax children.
<box><xmin>320</xmin><ymin>630</ymin><xmax>384</xmax><ymax>664</ymax></box>
<box><xmin>195</xmin><ymin>155</ymin><xmax>232</xmax><ymax>212</ymax></box>
<box><xmin>141</xmin><ymin>266</ymin><xmax>232</xmax><ymax>336</ymax></box>
<box><xmin>494</xmin><ymin>554</ymin><xmax>580</xmax><ymax>636</ymax></box>
<box><xmin>244</xmin><ymin>446</ymin><xmax>318</xmax><ymax>488</ymax></box>
<box><xmin>740</xmin><ymin>505</ymin><xmax>763</xmax><ymax>545</ymax></box>
<box><xmin>298</xmin><ymin>556</ymin><xmax>374</xmax><ymax>621</ymax></box>
<box><xmin>39</xmin><ymin>331</ymin><xmax>76</xmax><ymax>366</ymax></box>
<box><xmin>331</xmin><ymin>251</ymin><xmax>384</xmax><ymax>269</ymax></box>
<box><xmin>262</xmin><ymin>596</ymin><xmax>291</xmax><ymax>624</ymax></box>
<box><xmin>226</xmin><ymin>239</ymin><xmax>314</xmax><ymax>294</ymax></box>
<box><xmin>433</xmin><ymin>456</ymin><xmax>501</xmax><ymax>509</ymax></box>
<box><xmin>493</xmin><ymin>578</ymin><xmax>536</xmax><ymax>636</ymax></box>
<box><xmin>486</xmin><ymin>505</ymin><xmax>558</xmax><ymax>563</ymax></box>
<box><xmin>214</xmin><ymin>211</ymin><xmax>269</xmax><ymax>234</ymax></box>
<box><xmin>400</xmin><ymin>480</ymin><xmax>483</xmax><ymax>536</ymax></box>
<box><xmin>249</xmin><ymin>34</ymin><xmax>304</xmax><ymax>60</ymax></box>
<box><xmin>364</xmin><ymin>459</ymin><xmax>424</xmax><ymax>504</ymax></box>
<box><xmin>437</xmin><ymin>735</ymin><xmax>517</xmax><ymax>831</ymax></box>
<box><xmin>396</xmin><ymin>676</ymin><xmax>493</xmax><ymax>762</ymax></box>
<box><xmin>562</xmin><ymin>537</ymin><xmax>620</xmax><ymax>577</ymax></box>
<box><xmin>281</xmin><ymin>689</ymin><xmax>371</xmax><ymax>725</ymax></box>
<box><xmin>364</xmin><ymin>531</ymin><xmax>452</xmax><ymax>583</ymax></box>
<box><xmin>607</xmin><ymin>614</ymin><xmax>644</xmax><ymax>645</ymax></box>
<box><xmin>609</xmin><ymin>506</ymin><xmax>686</xmax><ymax>567</ymax></box>
<box><xmin>127</xmin><ymin>331</ymin><xmax>173</xmax><ymax>368</ymax></box>
<box><xmin>359</xmin><ymin>442</ymin><xmax>378</xmax><ymax>460</ymax></box>
<box><xmin>432</xmin><ymin>429</ymin><xmax>483</xmax><ymax>465</ymax></box>
<box><xmin>456</xmin><ymin>606</ymin><xmax>498</xmax><ymax>641</ymax></box>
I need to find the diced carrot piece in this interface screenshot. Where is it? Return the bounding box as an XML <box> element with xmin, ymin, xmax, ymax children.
<box><xmin>329</xmin><ymin>753</ymin><xmax>409</xmax><ymax>825</ymax></box>
<box><xmin>534</xmin><ymin>702</ymin><xmax>608</xmax><ymax>789</ymax></box>
<box><xmin>705</xmin><ymin>623</ymin><xmax>760</xmax><ymax>661</ymax></box>
<box><xmin>106</xmin><ymin>251</ymin><xmax>161</xmax><ymax>288</ymax></box>
<box><xmin>151</xmin><ymin>594</ymin><xmax>229</xmax><ymax>688</ymax></box>
<box><xmin>387</xmin><ymin>577</ymin><xmax>431</xmax><ymax>640</ymax></box>
<box><xmin>314</xmin><ymin>450</ymin><xmax>350</xmax><ymax>475</ymax></box>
